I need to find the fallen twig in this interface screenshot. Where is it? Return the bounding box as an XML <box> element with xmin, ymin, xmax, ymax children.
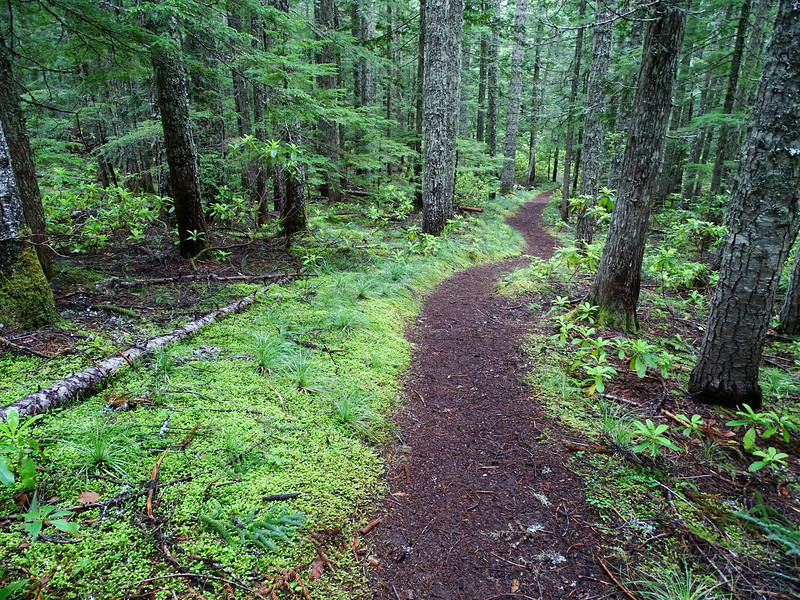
<box><xmin>262</xmin><ymin>493</ymin><xmax>300</xmax><ymax>502</ymax></box>
<box><xmin>110</xmin><ymin>271</ymin><xmax>295</xmax><ymax>288</ymax></box>
<box><xmin>146</xmin><ymin>448</ymin><xmax>169</xmax><ymax>519</ymax></box>
<box><xmin>0</xmin><ymin>335</ymin><xmax>54</xmax><ymax>359</ymax></box>
<box><xmin>596</xmin><ymin>555</ymin><xmax>638</xmax><ymax>600</ymax></box>
<box><xmin>127</xmin><ymin>572</ymin><xmax>266</xmax><ymax>600</ymax></box>
<box><xmin>359</xmin><ymin>519</ymin><xmax>381</xmax><ymax>535</ymax></box>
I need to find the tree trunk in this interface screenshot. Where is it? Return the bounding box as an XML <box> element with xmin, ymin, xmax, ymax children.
<box><xmin>560</xmin><ymin>0</ymin><xmax>586</xmax><ymax>221</ymax></box>
<box><xmin>150</xmin><ymin>21</ymin><xmax>208</xmax><ymax>258</ymax></box>
<box><xmin>688</xmin><ymin>0</ymin><xmax>800</xmax><ymax>408</ymax></box>
<box><xmin>587</xmin><ymin>0</ymin><xmax>687</xmax><ymax>331</ymax></box>
<box><xmin>526</xmin><ymin>36</ymin><xmax>544</xmax><ymax>186</ymax></box>
<box><xmin>0</xmin><ymin>119</ymin><xmax>57</xmax><ymax>330</ymax></box>
<box><xmin>486</xmin><ymin>1</ymin><xmax>499</xmax><ymax>158</ymax></box>
<box><xmin>422</xmin><ymin>0</ymin><xmax>464</xmax><ymax>235</ymax></box>
<box><xmin>575</xmin><ymin>0</ymin><xmax>611</xmax><ymax>246</ymax></box>
<box><xmin>476</xmin><ymin>31</ymin><xmax>488</xmax><ymax>143</ymax></box>
<box><xmin>252</xmin><ymin>18</ymin><xmax>269</xmax><ymax>223</ymax></box>
<box><xmin>0</xmin><ymin>35</ymin><xmax>52</xmax><ymax>279</ymax></box>
<box><xmin>317</xmin><ymin>0</ymin><xmax>341</xmax><ymax>203</ymax></box>
<box><xmin>458</xmin><ymin>41</ymin><xmax>471</xmax><ymax>138</ymax></box>
<box><xmin>778</xmin><ymin>254</ymin><xmax>800</xmax><ymax>335</ymax></box>
<box><xmin>709</xmin><ymin>0</ymin><xmax>751</xmax><ymax>195</ymax></box>
<box><xmin>413</xmin><ymin>0</ymin><xmax>427</xmax><ymax>210</ymax></box>
<box><xmin>500</xmin><ymin>0</ymin><xmax>529</xmax><ymax>193</ymax></box>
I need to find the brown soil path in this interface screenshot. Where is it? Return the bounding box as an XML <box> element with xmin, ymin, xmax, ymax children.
<box><xmin>368</xmin><ymin>191</ymin><xmax>613</xmax><ymax>600</ymax></box>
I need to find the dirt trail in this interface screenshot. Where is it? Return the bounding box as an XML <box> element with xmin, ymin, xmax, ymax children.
<box><xmin>368</xmin><ymin>191</ymin><xmax>612</xmax><ymax>600</ymax></box>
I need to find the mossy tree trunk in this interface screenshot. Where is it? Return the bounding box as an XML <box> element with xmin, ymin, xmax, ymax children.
<box><xmin>689</xmin><ymin>0</ymin><xmax>800</xmax><ymax>408</ymax></box>
<box><xmin>587</xmin><ymin>0</ymin><xmax>687</xmax><ymax>331</ymax></box>
<box><xmin>0</xmin><ymin>118</ymin><xmax>57</xmax><ymax>330</ymax></box>
<box><xmin>0</xmin><ymin>34</ymin><xmax>52</xmax><ymax>279</ymax></box>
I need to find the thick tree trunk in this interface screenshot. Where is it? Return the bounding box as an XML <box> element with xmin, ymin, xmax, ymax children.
<box><xmin>587</xmin><ymin>0</ymin><xmax>687</xmax><ymax>331</ymax></box>
<box><xmin>500</xmin><ymin>0</ymin><xmax>529</xmax><ymax>193</ymax></box>
<box><xmin>575</xmin><ymin>0</ymin><xmax>612</xmax><ymax>246</ymax></box>
<box><xmin>150</xmin><ymin>23</ymin><xmax>208</xmax><ymax>258</ymax></box>
<box><xmin>0</xmin><ymin>119</ymin><xmax>56</xmax><ymax>331</ymax></box>
<box><xmin>560</xmin><ymin>0</ymin><xmax>586</xmax><ymax>221</ymax></box>
<box><xmin>0</xmin><ymin>35</ymin><xmax>52</xmax><ymax>279</ymax></box>
<box><xmin>709</xmin><ymin>0</ymin><xmax>751</xmax><ymax>195</ymax></box>
<box><xmin>421</xmin><ymin>0</ymin><xmax>464</xmax><ymax>235</ymax></box>
<box><xmin>688</xmin><ymin>0</ymin><xmax>800</xmax><ymax>408</ymax></box>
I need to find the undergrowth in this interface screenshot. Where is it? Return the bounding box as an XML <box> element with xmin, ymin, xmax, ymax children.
<box><xmin>0</xmin><ymin>182</ymin><xmax>537</xmax><ymax>599</ymax></box>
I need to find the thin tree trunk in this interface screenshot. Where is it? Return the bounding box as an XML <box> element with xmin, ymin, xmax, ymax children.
<box><xmin>689</xmin><ymin>0</ymin><xmax>800</xmax><ymax>408</ymax></box>
<box><xmin>486</xmin><ymin>0</ymin><xmax>499</xmax><ymax>157</ymax></box>
<box><xmin>413</xmin><ymin>0</ymin><xmax>427</xmax><ymax>210</ymax></box>
<box><xmin>476</xmin><ymin>30</ymin><xmax>488</xmax><ymax>143</ymax></box>
<box><xmin>422</xmin><ymin>0</ymin><xmax>464</xmax><ymax>235</ymax></box>
<box><xmin>587</xmin><ymin>0</ymin><xmax>687</xmax><ymax>331</ymax></box>
<box><xmin>500</xmin><ymin>0</ymin><xmax>529</xmax><ymax>192</ymax></box>
<box><xmin>560</xmin><ymin>0</ymin><xmax>586</xmax><ymax>221</ymax></box>
<box><xmin>459</xmin><ymin>40</ymin><xmax>471</xmax><ymax>138</ymax></box>
<box><xmin>526</xmin><ymin>37</ymin><xmax>544</xmax><ymax>186</ymax></box>
<box><xmin>317</xmin><ymin>0</ymin><xmax>341</xmax><ymax>203</ymax></box>
<box><xmin>575</xmin><ymin>0</ymin><xmax>612</xmax><ymax>246</ymax></box>
<box><xmin>778</xmin><ymin>254</ymin><xmax>800</xmax><ymax>334</ymax></box>
<box><xmin>709</xmin><ymin>0</ymin><xmax>751</xmax><ymax>195</ymax></box>
<box><xmin>150</xmin><ymin>24</ymin><xmax>208</xmax><ymax>258</ymax></box>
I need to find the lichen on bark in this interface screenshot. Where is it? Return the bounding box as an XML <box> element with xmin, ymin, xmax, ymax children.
<box><xmin>0</xmin><ymin>240</ymin><xmax>57</xmax><ymax>330</ymax></box>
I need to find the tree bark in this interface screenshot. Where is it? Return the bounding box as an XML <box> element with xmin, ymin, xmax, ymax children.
<box><xmin>0</xmin><ymin>118</ymin><xmax>57</xmax><ymax>331</ymax></box>
<box><xmin>458</xmin><ymin>40</ymin><xmax>471</xmax><ymax>138</ymax></box>
<box><xmin>778</xmin><ymin>254</ymin><xmax>800</xmax><ymax>335</ymax></box>
<box><xmin>688</xmin><ymin>0</ymin><xmax>800</xmax><ymax>408</ymax></box>
<box><xmin>150</xmin><ymin>20</ymin><xmax>208</xmax><ymax>258</ymax></box>
<box><xmin>0</xmin><ymin>35</ymin><xmax>52</xmax><ymax>279</ymax></box>
<box><xmin>422</xmin><ymin>0</ymin><xmax>464</xmax><ymax>235</ymax></box>
<box><xmin>476</xmin><ymin>30</ymin><xmax>488</xmax><ymax>143</ymax></box>
<box><xmin>486</xmin><ymin>1</ymin><xmax>499</xmax><ymax>158</ymax></box>
<box><xmin>575</xmin><ymin>0</ymin><xmax>612</xmax><ymax>246</ymax></box>
<box><xmin>317</xmin><ymin>0</ymin><xmax>341</xmax><ymax>203</ymax></box>
<box><xmin>560</xmin><ymin>0</ymin><xmax>586</xmax><ymax>222</ymax></box>
<box><xmin>500</xmin><ymin>0</ymin><xmax>529</xmax><ymax>193</ymax></box>
<box><xmin>709</xmin><ymin>0</ymin><xmax>751</xmax><ymax>195</ymax></box>
<box><xmin>413</xmin><ymin>0</ymin><xmax>427</xmax><ymax>210</ymax></box>
<box><xmin>525</xmin><ymin>35</ymin><xmax>544</xmax><ymax>186</ymax></box>
<box><xmin>587</xmin><ymin>0</ymin><xmax>687</xmax><ymax>331</ymax></box>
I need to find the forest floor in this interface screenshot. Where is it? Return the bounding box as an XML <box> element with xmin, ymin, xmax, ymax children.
<box><xmin>366</xmin><ymin>190</ymin><xmax>800</xmax><ymax>600</ymax></box>
<box><xmin>367</xmin><ymin>191</ymin><xmax>614</xmax><ymax>600</ymax></box>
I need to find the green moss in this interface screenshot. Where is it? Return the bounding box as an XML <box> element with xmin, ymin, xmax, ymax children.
<box><xmin>0</xmin><ymin>244</ymin><xmax>58</xmax><ymax>330</ymax></box>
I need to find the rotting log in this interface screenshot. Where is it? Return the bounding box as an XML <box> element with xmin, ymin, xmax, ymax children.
<box><xmin>0</xmin><ymin>281</ymin><xmax>289</xmax><ymax>421</ymax></box>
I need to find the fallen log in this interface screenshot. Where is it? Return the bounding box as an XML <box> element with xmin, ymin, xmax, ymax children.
<box><xmin>108</xmin><ymin>271</ymin><xmax>295</xmax><ymax>288</ymax></box>
<box><xmin>0</xmin><ymin>280</ymin><xmax>290</xmax><ymax>421</ymax></box>
<box><xmin>458</xmin><ymin>205</ymin><xmax>484</xmax><ymax>213</ymax></box>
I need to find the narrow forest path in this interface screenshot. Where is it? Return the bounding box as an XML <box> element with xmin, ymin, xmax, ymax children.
<box><xmin>368</xmin><ymin>190</ymin><xmax>612</xmax><ymax>600</ymax></box>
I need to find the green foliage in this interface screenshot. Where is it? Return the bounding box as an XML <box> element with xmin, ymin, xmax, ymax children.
<box><xmin>21</xmin><ymin>493</ymin><xmax>80</xmax><ymax>541</ymax></box>
<box><xmin>199</xmin><ymin>503</ymin><xmax>304</xmax><ymax>552</ymax></box>
<box><xmin>61</xmin><ymin>419</ymin><xmax>137</xmax><ymax>480</ymax></box>
<box><xmin>736</xmin><ymin>496</ymin><xmax>800</xmax><ymax>557</ymax></box>
<box><xmin>631</xmin><ymin>419</ymin><xmax>681</xmax><ymax>457</ymax></box>
<box><xmin>675</xmin><ymin>414</ymin><xmax>705</xmax><ymax>440</ymax></box>
<box><xmin>0</xmin><ymin>409</ymin><xmax>43</xmax><ymax>490</ymax></box>
<box><xmin>630</xmin><ymin>562</ymin><xmax>730</xmax><ymax>600</ymax></box>
<box><xmin>748</xmin><ymin>447</ymin><xmax>789</xmax><ymax>472</ymax></box>
<box><xmin>252</xmin><ymin>333</ymin><xmax>296</xmax><ymax>374</ymax></box>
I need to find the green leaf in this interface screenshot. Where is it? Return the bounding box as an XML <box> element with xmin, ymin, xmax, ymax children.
<box><xmin>763</xmin><ymin>425</ymin><xmax>778</xmax><ymax>439</ymax></box>
<box><xmin>0</xmin><ymin>459</ymin><xmax>14</xmax><ymax>487</ymax></box>
<box><xmin>18</xmin><ymin>457</ymin><xmax>37</xmax><ymax>489</ymax></box>
<box><xmin>0</xmin><ymin>580</ymin><xmax>28</xmax><ymax>600</ymax></box>
<box><xmin>749</xmin><ymin>460</ymin><xmax>767</xmax><ymax>472</ymax></box>
<box><xmin>49</xmin><ymin>519</ymin><xmax>79</xmax><ymax>536</ymax></box>
<box><xmin>743</xmin><ymin>427</ymin><xmax>756</xmax><ymax>451</ymax></box>
<box><xmin>22</xmin><ymin>520</ymin><xmax>43</xmax><ymax>540</ymax></box>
